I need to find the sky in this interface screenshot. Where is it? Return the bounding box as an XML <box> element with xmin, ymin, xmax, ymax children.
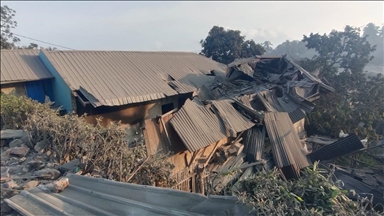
<box><xmin>2</xmin><ymin>1</ymin><xmax>383</xmax><ymax>52</ymax></box>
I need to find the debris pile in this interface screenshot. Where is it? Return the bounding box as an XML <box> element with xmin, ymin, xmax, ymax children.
<box><xmin>153</xmin><ymin>55</ymin><xmax>376</xmax><ymax>196</ymax></box>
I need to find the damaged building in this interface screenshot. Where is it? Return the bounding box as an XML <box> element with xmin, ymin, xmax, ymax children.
<box><xmin>141</xmin><ymin>55</ymin><xmax>367</xmax><ymax>195</ymax></box>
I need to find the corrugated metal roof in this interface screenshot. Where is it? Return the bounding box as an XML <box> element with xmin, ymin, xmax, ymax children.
<box><xmin>264</xmin><ymin>112</ymin><xmax>309</xmax><ymax>179</ymax></box>
<box><xmin>1</xmin><ymin>50</ymin><xmax>53</xmax><ymax>84</ymax></box>
<box><xmin>5</xmin><ymin>174</ymin><xmax>250</xmax><ymax>216</ymax></box>
<box><xmin>289</xmin><ymin>108</ymin><xmax>306</xmax><ymax>124</ymax></box>
<box><xmin>42</xmin><ymin>50</ymin><xmax>226</xmax><ymax>107</ymax></box>
<box><xmin>170</xmin><ymin>98</ymin><xmax>227</xmax><ymax>152</ymax></box>
<box><xmin>288</xmin><ymin>60</ymin><xmax>335</xmax><ymax>92</ymax></box>
<box><xmin>242</xmin><ymin>126</ymin><xmax>266</xmax><ymax>161</ymax></box>
<box><xmin>210</xmin><ymin>99</ymin><xmax>255</xmax><ymax>134</ymax></box>
<box><xmin>307</xmin><ymin>134</ymin><xmax>364</xmax><ymax>162</ymax></box>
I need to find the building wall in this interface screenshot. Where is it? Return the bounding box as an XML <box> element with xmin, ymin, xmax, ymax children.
<box><xmin>39</xmin><ymin>50</ymin><xmax>73</xmax><ymax>113</ymax></box>
<box><xmin>1</xmin><ymin>83</ymin><xmax>26</xmax><ymax>97</ymax></box>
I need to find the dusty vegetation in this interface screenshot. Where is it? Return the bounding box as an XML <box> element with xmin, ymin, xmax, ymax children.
<box><xmin>231</xmin><ymin>163</ymin><xmax>384</xmax><ymax>216</ymax></box>
<box><xmin>1</xmin><ymin>93</ymin><xmax>176</xmax><ymax>187</ymax></box>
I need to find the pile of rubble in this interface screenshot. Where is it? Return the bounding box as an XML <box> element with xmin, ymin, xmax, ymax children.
<box><xmin>0</xmin><ymin>130</ymin><xmax>73</xmax><ymax>215</ymax></box>
<box><xmin>152</xmin><ymin>55</ymin><xmax>379</xmax><ymax>196</ymax></box>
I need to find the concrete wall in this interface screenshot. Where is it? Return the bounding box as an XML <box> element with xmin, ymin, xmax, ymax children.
<box><xmin>1</xmin><ymin>83</ymin><xmax>26</xmax><ymax>97</ymax></box>
<box><xmin>39</xmin><ymin>50</ymin><xmax>73</xmax><ymax>113</ymax></box>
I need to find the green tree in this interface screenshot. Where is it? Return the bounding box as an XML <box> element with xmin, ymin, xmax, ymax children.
<box><xmin>302</xmin><ymin>25</ymin><xmax>375</xmax><ymax>79</ymax></box>
<box><xmin>302</xmin><ymin>25</ymin><xmax>383</xmax><ymax>142</ymax></box>
<box><xmin>262</xmin><ymin>41</ymin><xmax>273</xmax><ymax>54</ymax></box>
<box><xmin>200</xmin><ymin>26</ymin><xmax>265</xmax><ymax>64</ymax></box>
<box><xmin>363</xmin><ymin>23</ymin><xmax>383</xmax><ymax>66</ymax></box>
<box><xmin>269</xmin><ymin>40</ymin><xmax>317</xmax><ymax>61</ymax></box>
<box><xmin>1</xmin><ymin>5</ymin><xmax>20</xmax><ymax>49</ymax></box>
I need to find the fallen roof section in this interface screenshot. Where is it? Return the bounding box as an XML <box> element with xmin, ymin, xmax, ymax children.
<box><xmin>264</xmin><ymin>112</ymin><xmax>310</xmax><ymax>179</ymax></box>
<box><xmin>307</xmin><ymin>134</ymin><xmax>365</xmax><ymax>162</ymax></box>
<box><xmin>41</xmin><ymin>50</ymin><xmax>226</xmax><ymax>107</ymax></box>
<box><xmin>5</xmin><ymin>174</ymin><xmax>250</xmax><ymax>216</ymax></box>
<box><xmin>1</xmin><ymin>50</ymin><xmax>53</xmax><ymax>84</ymax></box>
<box><xmin>170</xmin><ymin>98</ymin><xmax>227</xmax><ymax>152</ymax></box>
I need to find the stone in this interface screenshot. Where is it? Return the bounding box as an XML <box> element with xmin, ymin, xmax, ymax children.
<box><xmin>35</xmin><ymin>168</ymin><xmax>61</xmax><ymax>180</ymax></box>
<box><xmin>52</xmin><ymin>177</ymin><xmax>69</xmax><ymax>193</ymax></box>
<box><xmin>0</xmin><ymin>167</ymin><xmax>10</xmax><ymax>183</ymax></box>
<box><xmin>23</xmin><ymin>180</ymin><xmax>40</xmax><ymax>190</ymax></box>
<box><xmin>20</xmin><ymin>134</ymin><xmax>33</xmax><ymax>148</ymax></box>
<box><xmin>46</xmin><ymin>163</ymin><xmax>55</xmax><ymax>168</ymax></box>
<box><xmin>1</xmin><ymin>149</ymin><xmax>11</xmax><ymax>161</ymax></box>
<box><xmin>27</xmin><ymin>160</ymin><xmax>45</xmax><ymax>171</ymax></box>
<box><xmin>34</xmin><ymin>140</ymin><xmax>48</xmax><ymax>153</ymax></box>
<box><xmin>57</xmin><ymin>159</ymin><xmax>80</xmax><ymax>173</ymax></box>
<box><xmin>4</xmin><ymin>180</ymin><xmax>18</xmax><ymax>189</ymax></box>
<box><xmin>19</xmin><ymin>157</ymin><xmax>26</xmax><ymax>163</ymax></box>
<box><xmin>0</xmin><ymin>130</ymin><xmax>27</xmax><ymax>139</ymax></box>
<box><xmin>9</xmin><ymin>139</ymin><xmax>24</xmax><ymax>148</ymax></box>
<box><xmin>10</xmin><ymin>145</ymin><xmax>30</xmax><ymax>157</ymax></box>
<box><xmin>46</xmin><ymin>150</ymin><xmax>52</xmax><ymax>156</ymax></box>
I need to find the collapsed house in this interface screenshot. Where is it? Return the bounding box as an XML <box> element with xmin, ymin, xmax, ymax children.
<box><xmin>141</xmin><ymin>55</ymin><xmax>366</xmax><ymax>194</ymax></box>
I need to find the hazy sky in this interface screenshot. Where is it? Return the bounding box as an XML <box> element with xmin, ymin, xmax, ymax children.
<box><xmin>2</xmin><ymin>1</ymin><xmax>383</xmax><ymax>52</ymax></box>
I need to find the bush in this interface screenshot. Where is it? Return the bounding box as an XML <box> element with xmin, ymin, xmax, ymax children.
<box><xmin>0</xmin><ymin>93</ymin><xmax>53</xmax><ymax>129</ymax></box>
<box><xmin>232</xmin><ymin>162</ymin><xmax>383</xmax><ymax>216</ymax></box>
<box><xmin>1</xmin><ymin>94</ymin><xmax>176</xmax><ymax>187</ymax></box>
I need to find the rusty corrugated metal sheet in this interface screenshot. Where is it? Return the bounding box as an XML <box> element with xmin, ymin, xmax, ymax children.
<box><xmin>1</xmin><ymin>50</ymin><xmax>53</xmax><ymax>84</ymax></box>
<box><xmin>264</xmin><ymin>112</ymin><xmax>309</xmax><ymax>179</ymax></box>
<box><xmin>170</xmin><ymin>99</ymin><xmax>227</xmax><ymax>152</ymax></box>
<box><xmin>210</xmin><ymin>99</ymin><xmax>255</xmax><ymax>134</ymax></box>
<box><xmin>43</xmin><ymin>50</ymin><xmax>226</xmax><ymax>107</ymax></box>
<box><xmin>242</xmin><ymin>126</ymin><xmax>266</xmax><ymax>161</ymax></box>
<box><xmin>5</xmin><ymin>174</ymin><xmax>250</xmax><ymax>216</ymax></box>
<box><xmin>307</xmin><ymin>134</ymin><xmax>364</xmax><ymax>162</ymax></box>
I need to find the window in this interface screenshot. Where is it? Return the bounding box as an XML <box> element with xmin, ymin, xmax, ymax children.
<box><xmin>161</xmin><ymin>103</ymin><xmax>174</xmax><ymax>114</ymax></box>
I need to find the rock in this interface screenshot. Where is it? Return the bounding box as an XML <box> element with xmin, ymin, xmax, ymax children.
<box><xmin>46</xmin><ymin>150</ymin><xmax>52</xmax><ymax>156</ymax></box>
<box><xmin>19</xmin><ymin>157</ymin><xmax>26</xmax><ymax>163</ymax></box>
<box><xmin>27</xmin><ymin>160</ymin><xmax>45</xmax><ymax>171</ymax></box>
<box><xmin>9</xmin><ymin>139</ymin><xmax>24</xmax><ymax>148</ymax></box>
<box><xmin>0</xmin><ymin>130</ymin><xmax>27</xmax><ymax>139</ymax></box>
<box><xmin>20</xmin><ymin>134</ymin><xmax>33</xmax><ymax>148</ymax></box>
<box><xmin>0</xmin><ymin>167</ymin><xmax>10</xmax><ymax>183</ymax></box>
<box><xmin>0</xmin><ymin>201</ymin><xmax>12</xmax><ymax>214</ymax></box>
<box><xmin>35</xmin><ymin>168</ymin><xmax>61</xmax><ymax>180</ymax></box>
<box><xmin>4</xmin><ymin>180</ymin><xmax>18</xmax><ymax>189</ymax></box>
<box><xmin>52</xmin><ymin>177</ymin><xmax>69</xmax><ymax>193</ymax></box>
<box><xmin>57</xmin><ymin>159</ymin><xmax>80</xmax><ymax>173</ymax></box>
<box><xmin>46</xmin><ymin>163</ymin><xmax>55</xmax><ymax>168</ymax></box>
<box><xmin>34</xmin><ymin>140</ymin><xmax>48</xmax><ymax>153</ymax></box>
<box><xmin>1</xmin><ymin>149</ymin><xmax>11</xmax><ymax>161</ymax></box>
<box><xmin>10</xmin><ymin>145</ymin><xmax>30</xmax><ymax>157</ymax></box>
<box><xmin>23</xmin><ymin>180</ymin><xmax>40</xmax><ymax>190</ymax></box>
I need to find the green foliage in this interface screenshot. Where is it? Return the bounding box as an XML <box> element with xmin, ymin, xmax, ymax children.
<box><xmin>1</xmin><ymin>94</ymin><xmax>176</xmax><ymax>187</ymax></box>
<box><xmin>232</xmin><ymin>163</ymin><xmax>382</xmax><ymax>216</ymax></box>
<box><xmin>363</xmin><ymin>23</ymin><xmax>384</xmax><ymax>66</ymax></box>
<box><xmin>1</xmin><ymin>5</ymin><xmax>20</xmax><ymax>49</ymax></box>
<box><xmin>303</xmin><ymin>25</ymin><xmax>375</xmax><ymax>78</ymax></box>
<box><xmin>200</xmin><ymin>26</ymin><xmax>265</xmax><ymax>64</ymax></box>
<box><xmin>0</xmin><ymin>93</ymin><xmax>53</xmax><ymax>129</ymax></box>
<box><xmin>301</xmin><ymin>25</ymin><xmax>384</xmax><ymax>142</ymax></box>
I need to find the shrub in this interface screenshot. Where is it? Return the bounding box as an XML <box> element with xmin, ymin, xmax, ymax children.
<box><xmin>1</xmin><ymin>94</ymin><xmax>175</xmax><ymax>187</ymax></box>
<box><xmin>232</xmin><ymin>162</ymin><xmax>383</xmax><ymax>216</ymax></box>
<box><xmin>0</xmin><ymin>93</ymin><xmax>53</xmax><ymax>129</ymax></box>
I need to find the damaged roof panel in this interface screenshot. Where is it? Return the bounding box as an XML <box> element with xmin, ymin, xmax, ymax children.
<box><xmin>264</xmin><ymin>112</ymin><xmax>309</xmax><ymax>179</ymax></box>
<box><xmin>6</xmin><ymin>174</ymin><xmax>249</xmax><ymax>216</ymax></box>
<box><xmin>1</xmin><ymin>50</ymin><xmax>53</xmax><ymax>84</ymax></box>
<box><xmin>210</xmin><ymin>99</ymin><xmax>255</xmax><ymax>134</ymax></box>
<box><xmin>242</xmin><ymin>126</ymin><xmax>266</xmax><ymax>161</ymax></box>
<box><xmin>42</xmin><ymin>50</ymin><xmax>226</xmax><ymax>107</ymax></box>
<box><xmin>307</xmin><ymin>134</ymin><xmax>365</xmax><ymax>162</ymax></box>
<box><xmin>170</xmin><ymin>99</ymin><xmax>227</xmax><ymax>152</ymax></box>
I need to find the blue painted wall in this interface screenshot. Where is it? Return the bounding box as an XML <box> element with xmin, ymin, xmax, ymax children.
<box><xmin>38</xmin><ymin>50</ymin><xmax>73</xmax><ymax>112</ymax></box>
